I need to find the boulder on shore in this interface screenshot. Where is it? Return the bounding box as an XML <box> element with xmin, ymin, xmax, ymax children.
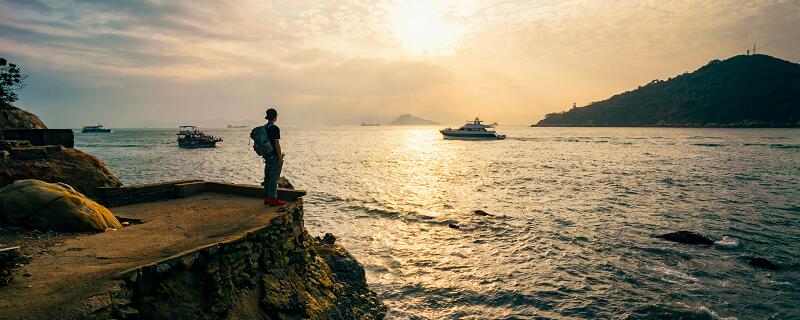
<box><xmin>0</xmin><ymin>179</ymin><xmax>122</xmax><ymax>232</ymax></box>
<box><xmin>278</xmin><ymin>176</ymin><xmax>294</xmax><ymax>189</ymax></box>
<box><xmin>0</xmin><ymin>102</ymin><xmax>46</xmax><ymax>129</ymax></box>
<box><xmin>656</xmin><ymin>231</ymin><xmax>714</xmax><ymax>245</ymax></box>
<box><xmin>0</xmin><ymin>146</ymin><xmax>121</xmax><ymax>199</ymax></box>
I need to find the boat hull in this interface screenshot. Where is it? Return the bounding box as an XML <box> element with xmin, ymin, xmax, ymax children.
<box><xmin>178</xmin><ymin>140</ymin><xmax>219</xmax><ymax>148</ymax></box>
<box><xmin>440</xmin><ymin>131</ymin><xmax>505</xmax><ymax>140</ymax></box>
<box><xmin>82</xmin><ymin>128</ymin><xmax>112</xmax><ymax>133</ymax></box>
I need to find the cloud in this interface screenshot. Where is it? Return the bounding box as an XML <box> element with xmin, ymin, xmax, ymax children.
<box><xmin>0</xmin><ymin>0</ymin><xmax>798</xmax><ymax>127</ymax></box>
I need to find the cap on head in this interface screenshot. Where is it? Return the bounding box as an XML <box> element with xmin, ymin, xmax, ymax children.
<box><xmin>265</xmin><ymin>108</ymin><xmax>278</xmax><ymax>120</ymax></box>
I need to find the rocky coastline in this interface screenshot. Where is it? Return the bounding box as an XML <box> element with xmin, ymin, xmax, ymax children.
<box><xmin>85</xmin><ymin>201</ymin><xmax>387</xmax><ymax>320</ymax></box>
<box><xmin>0</xmin><ymin>105</ymin><xmax>388</xmax><ymax>319</ymax></box>
<box><xmin>0</xmin><ymin>102</ymin><xmax>47</xmax><ymax>129</ymax></box>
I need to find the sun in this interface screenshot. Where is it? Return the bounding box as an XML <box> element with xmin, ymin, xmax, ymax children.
<box><xmin>389</xmin><ymin>1</ymin><xmax>463</xmax><ymax>56</ymax></box>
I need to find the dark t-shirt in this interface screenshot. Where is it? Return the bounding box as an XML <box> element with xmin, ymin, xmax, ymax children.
<box><xmin>266</xmin><ymin>124</ymin><xmax>280</xmax><ymax>155</ymax></box>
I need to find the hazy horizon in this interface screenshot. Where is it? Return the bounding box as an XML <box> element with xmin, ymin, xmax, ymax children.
<box><xmin>1</xmin><ymin>0</ymin><xmax>799</xmax><ymax>128</ymax></box>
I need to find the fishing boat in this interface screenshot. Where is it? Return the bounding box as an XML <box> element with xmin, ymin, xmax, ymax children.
<box><xmin>440</xmin><ymin>117</ymin><xmax>506</xmax><ymax>140</ymax></box>
<box><xmin>81</xmin><ymin>124</ymin><xmax>112</xmax><ymax>133</ymax></box>
<box><xmin>176</xmin><ymin>125</ymin><xmax>222</xmax><ymax>148</ymax></box>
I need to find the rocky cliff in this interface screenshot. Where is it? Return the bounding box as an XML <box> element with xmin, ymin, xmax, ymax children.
<box><xmin>0</xmin><ymin>102</ymin><xmax>46</xmax><ymax>129</ymax></box>
<box><xmin>83</xmin><ymin>202</ymin><xmax>386</xmax><ymax>320</ymax></box>
<box><xmin>0</xmin><ymin>103</ymin><xmax>122</xmax><ymax>199</ymax></box>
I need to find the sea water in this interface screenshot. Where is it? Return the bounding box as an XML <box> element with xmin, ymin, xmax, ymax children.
<box><xmin>77</xmin><ymin>126</ymin><xmax>800</xmax><ymax>319</ymax></box>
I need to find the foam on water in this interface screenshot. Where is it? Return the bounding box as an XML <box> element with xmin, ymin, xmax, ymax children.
<box><xmin>77</xmin><ymin>127</ymin><xmax>800</xmax><ymax>319</ymax></box>
<box><xmin>714</xmin><ymin>236</ymin><xmax>740</xmax><ymax>249</ymax></box>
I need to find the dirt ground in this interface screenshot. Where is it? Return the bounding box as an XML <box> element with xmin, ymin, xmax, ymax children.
<box><xmin>0</xmin><ymin>192</ymin><xmax>290</xmax><ymax>320</ymax></box>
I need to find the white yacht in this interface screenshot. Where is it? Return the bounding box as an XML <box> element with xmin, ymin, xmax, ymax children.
<box><xmin>81</xmin><ymin>124</ymin><xmax>112</xmax><ymax>133</ymax></box>
<box><xmin>440</xmin><ymin>117</ymin><xmax>506</xmax><ymax>140</ymax></box>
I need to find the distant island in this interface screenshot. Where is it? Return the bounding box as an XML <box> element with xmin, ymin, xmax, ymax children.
<box><xmin>534</xmin><ymin>54</ymin><xmax>800</xmax><ymax>127</ymax></box>
<box><xmin>389</xmin><ymin>114</ymin><xmax>440</xmax><ymax>125</ymax></box>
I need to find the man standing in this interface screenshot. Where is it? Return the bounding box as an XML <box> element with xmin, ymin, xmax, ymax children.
<box><xmin>263</xmin><ymin>108</ymin><xmax>287</xmax><ymax>206</ymax></box>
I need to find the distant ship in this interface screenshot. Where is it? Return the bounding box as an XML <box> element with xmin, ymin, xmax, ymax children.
<box><xmin>226</xmin><ymin>124</ymin><xmax>248</xmax><ymax>128</ymax></box>
<box><xmin>177</xmin><ymin>125</ymin><xmax>222</xmax><ymax>148</ymax></box>
<box><xmin>81</xmin><ymin>124</ymin><xmax>112</xmax><ymax>133</ymax></box>
<box><xmin>440</xmin><ymin>117</ymin><xmax>506</xmax><ymax>140</ymax></box>
<box><xmin>360</xmin><ymin>122</ymin><xmax>380</xmax><ymax>126</ymax></box>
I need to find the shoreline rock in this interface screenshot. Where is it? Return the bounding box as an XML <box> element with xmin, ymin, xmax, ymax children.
<box><xmin>0</xmin><ymin>180</ymin><xmax>122</xmax><ymax>232</ymax></box>
<box><xmin>84</xmin><ymin>203</ymin><xmax>386</xmax><ymax>319</ymax></box>
<box><xmin>656</xmin><ymin>231</ymin><xmax>714</xmax><ymax>245</ymax></box>
<box><xmin>0</xmin><ymin>102</ymin><xmax>47</xmax><ymax>129</ymax></box>
<box><xmin>0</xmin><ymin>146</ymin><xmax>122</xmax><ymax>199</ymax></box>
<box><xmin>473</xmin><ymin>209</ymin><xmax>491</xmax><ymax>216</ymax></box>
<box><xmin>748</xmin><ymin>257</ymin><xmax>780</xmax><ymax>270</ymax></box>
<box><xmin>1</xmin><ymin>103</ymin><xmax>122</xmax><ymax>199</ymax></box>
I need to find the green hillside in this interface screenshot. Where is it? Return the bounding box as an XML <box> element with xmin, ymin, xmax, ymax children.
<box><xmin>535</xmin><ymin>54</ymin><xmax>800</xmax><ymax>127</ymax></box>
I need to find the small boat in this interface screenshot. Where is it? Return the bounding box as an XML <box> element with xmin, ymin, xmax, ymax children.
<box><xmin>440</xmin><ymin>117</ymin><xmax>506</xmax><ymax>140</ymax></box>
<box><xmin>226</xmin><ymin>124</ymin><xmax>248</xmax><ymax>128</ymax></box>
<box><xmin>177</xmin><ymin>125</ymin><xmax>222</xmax><ymax>148</ymax></box>
<box><xmin>81</xmin><ymin>124</ymin><xmax>112</xmax><ymax>133</ymax></box>
<box><xmin>360</xmin><ymin>122</ymin><xmax>380</xmax><ymax>126</ymax></box>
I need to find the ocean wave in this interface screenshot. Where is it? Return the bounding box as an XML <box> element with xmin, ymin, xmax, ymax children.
<box><xmin>780</xmin><ymin>206</ymin><xmax>800</xmax><ymax>213</ymax></box>
<box><xmin>769</xmin><ymin>144</ymin><xmax>800</xmax><ymax>149</ymax></box>
<box><xmin>649</xmin><ymin>265</ymin><xmax>698</xmax><ymax>283</ymax></box>
<box><xmin>691</xmin><ymin>143</ymin><xmax>726</xmax><ymax>147</ymax></box>
<box><xmin>623</xmin><ymin>303</ymin><xmax>737</xmax><ymax>320</ymax></box>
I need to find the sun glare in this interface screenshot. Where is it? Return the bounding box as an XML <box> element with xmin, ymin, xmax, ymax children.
<box><xmin>389</xmin><ymin>1</ymin><xmax>463</xmax><ymax>56</ymax></box>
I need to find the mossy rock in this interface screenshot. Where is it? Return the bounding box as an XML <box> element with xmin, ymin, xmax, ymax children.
<box><xmin>0</xmin><ymin>179</ymin><xmax>122</xmax><ymax>232</ymax></box>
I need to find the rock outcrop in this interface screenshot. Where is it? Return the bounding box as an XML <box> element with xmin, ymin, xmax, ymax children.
<box><xmin>748</xmin><ymin>257</ymin><xmax>780</xmax><ymax>270</ymax></box>
<box><xmin>87</xmin><ymin>203</ymin><xmax>386</xmax><ymax>319</ymax></box>
<box><xmin>0</xmin><ymin>179</ymin><xmax>122</xmax><ymax>232</ymax></box>
<box><xmin>473</xmin><ymin>209</ymin><xmax>491</xmax><ymax>216</ymax></box>
<box><xmin>0</xmin><ymin>142</ymin><xmax>122</xmax><ymax>199</ymax></box>
<box><xmin>0</xmin><ymin>102</ymin><xmax>46</xmax><ymax>129</ymax></box>
<box><xmin>278</xmin><ymin>176</ymin><xmax>294</xmax><ymax>189</ymax></box>
<box><xmin>655</xmin><ymin>231</ymin><xmax>714</xmax><ymax>245</ymax></box>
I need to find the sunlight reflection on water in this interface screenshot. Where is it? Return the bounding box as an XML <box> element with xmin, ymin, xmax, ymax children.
<box><xmin>78</xmin><ymin>126</ymin><xmax>800</xmax><ymax>319</ymax></box>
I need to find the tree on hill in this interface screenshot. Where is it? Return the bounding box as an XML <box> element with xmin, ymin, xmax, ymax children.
<box><xmin>0</xmin><ymin>57</ymin><xmax>26</xmax><ymax>104</ymax></box>
<box><xmin>1</xmin><ymin>57</ymin><xmax>30</xmax><ymax>139</ymax></box>
<box><xmin>535</xmin><ymin>54</ymin><xmax>800</xmax><ymax>127</ymax></box>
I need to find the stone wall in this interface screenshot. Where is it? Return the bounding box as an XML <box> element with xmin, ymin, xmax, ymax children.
<box><xmin>96</xmin><ymin>181</ymin><xmax>305</xmax><ymax>208</ymax></box>
<box><xmin>1</xmin><ymin>129</ymin><xmax>74</xmax><ymax>148</ymax></box>
<box><xmin>83</xmin><ymin>203</ymin><xmax>386</xmax><ymax>320</ymax></box>
<box><xmin>95</xmin><ymin>180</ymin><xmax>204</xmax><ymax>207</ymax></box>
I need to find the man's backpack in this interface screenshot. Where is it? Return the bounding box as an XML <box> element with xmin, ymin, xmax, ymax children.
<box><xmin>250</xmin><ymin>124</ymin><xmax>274</xmax><ymax>157</ymax></box>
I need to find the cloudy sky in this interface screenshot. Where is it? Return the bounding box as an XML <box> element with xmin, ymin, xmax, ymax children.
<box><xmin>1</xmin><ymin>0</ymin><xmax>798</xmax><ymax>127</ymax></box>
